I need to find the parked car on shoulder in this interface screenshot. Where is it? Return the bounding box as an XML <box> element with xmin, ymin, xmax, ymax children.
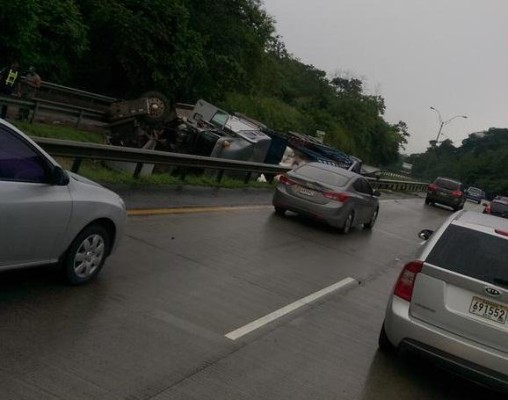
<box><xmin>465</xmin><ymin>186</ymin><xmax>485</xmax><ymax>204</ymax></box>
<box><xmin>425</xmin><ymin>177</ymin><xmax>466</xmax><ymax>211</ymax></box>
<box><xmin>272</xmin><ymin>162</ymin><xmax>380</xmax><ymax>233</ymax></box>
<box><xmin>379</xmin><ymin>210</ymin><xmax>508</xmax><ymax>392</ymax></box>
<box><xmin>0</xmin><ymin>118</ymin><xmax>127</xmax><ymax>284</ymax></box>
<box><xmin>483</xmin><ymin>196</ymin><xmax>508</xmax><ymax>219</ymax></box>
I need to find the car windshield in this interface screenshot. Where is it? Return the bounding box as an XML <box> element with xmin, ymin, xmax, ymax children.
<box><xmin>294</xmin><ymin>164</ymin><xmax>350</xmax><ymax>187</ymax></box>
<box><xmin>468</xmin><ymin>188</ymin><xmax>481</xmax><ymax>194</ymax></box>
<box><xmin>425</xmin><ymin>224</ymin><xmax>508</xmax><ymax>285</ymax></box>
<box><xmin>435</xmin><ymin>178</ymin><xmax>460</xmax><ymax>190</ymax></box>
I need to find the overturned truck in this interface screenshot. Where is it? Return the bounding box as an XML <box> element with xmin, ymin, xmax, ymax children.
<box><xmin>106</xmin><ymin>93</ymin><xmax>362</xmax><ymax>178</ymax></box>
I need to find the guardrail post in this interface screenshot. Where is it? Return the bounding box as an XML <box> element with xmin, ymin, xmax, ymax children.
<box><xmin>216</xmin><ymin>170</ymin><xmax>224</xmax><ymax>183</ymax></box>
<box><xmin>30</xmin><ymin>101</ymin><xmax>39</xmax><ymax>123</ymax></box>
<box><xmin>133</xmin><ymin>162</ymin><xmax>143</xmax><ymax>178</ymax></box>
<box><xmin>243</xmin><ymin>172</ymin><xmax>252</xmax><ymax>184</ymax></box>
<box><xmin>76</xmin><ymin>109</ymin><xmax>84</xmax><ymax>128</ymax></box>
<box><xmin>71</xmin><ymin>157</ymin><xmax>82</xmax><ymax>173</ymax></box>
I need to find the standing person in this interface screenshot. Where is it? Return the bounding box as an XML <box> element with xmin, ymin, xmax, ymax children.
<box><xmin>21</xmin><ymin>66</ymin><xmax>42</xmax><ymax>98</ymax></box>
<box><xmin>0</xmin><ymin>61</ymin><xmax>20</xmax><ymax>119</ymax></box>
<box><xmin>0</xmin><ymin>62</ymin><xmax>20</xmax><ymax>95</ymax></box>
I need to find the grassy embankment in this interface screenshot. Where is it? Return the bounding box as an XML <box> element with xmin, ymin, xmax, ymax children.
<box><xmin>13</xmin><ymin>121</ymin><xmax>276</xmax><ymax>189</ymax></box>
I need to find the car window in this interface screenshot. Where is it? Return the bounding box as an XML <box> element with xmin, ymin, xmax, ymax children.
<box><xmin>492</xmin><ymin>199</ymin><xmax>508</xmax><ymax>214</ymax></box>
<box><xmin>435</xmin><ymin>178</ymin><xmax>460</xmax><ymax>190</ymax></box>
<box><xmin>0</xmin><ymin>127</ymin><xmax>49</xmax><ymax>183</ymax></box>
<box><xmin>295</xmin><ymin>164</ymin><xmax>350</xmax><ymax>187</ymax></box>
<box><xmin>353</xmin><ymin>178</ymin><xmax>373</xmax><ymax>195</ymax></box>
<box><xmin>425</xmin><ymin>225</ymin><xmax>508</xmax><ymax>285</ymax></box>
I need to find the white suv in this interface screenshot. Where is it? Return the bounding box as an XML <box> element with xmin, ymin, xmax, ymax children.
<box><xmin>380</xmin><ymin>210</ymin><xmax>508</xmax><ymax>392</ymax></box>
<box><xmin>0</xmin><ymin>119</ymin><xmax>126</xmax><ymax>284</ymax></box>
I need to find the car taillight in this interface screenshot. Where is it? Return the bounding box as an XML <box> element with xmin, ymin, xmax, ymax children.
<box><xmin>393</xmin><ymin>260</ymin><xmax>423</xmax><ymax>302</ymax></box>
<box><xmin>427</xmin><ymin>184</ymin><xmax>438</xmax><ymax>192</ymax></box>
<box><xmin>323</xmin><ymin>192</ymin><xmax>350</xmax><ymax>202</ymax></box>
<box><xmin>279</xmin><ymin>174</ymin><xmax>296</xmax><ymax>186</ymax></box>
<box><xmin>452</xmin><ymin>190</ymin><xmax>463</xmax><ymax>197</ymax></box>
<box><xmin>495</xmin><ymin>229</ymin><xmax>508</xmax><ymax>237</ymax></box>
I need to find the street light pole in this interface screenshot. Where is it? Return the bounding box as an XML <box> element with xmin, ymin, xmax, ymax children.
<box><xmin>430</xmin><ymin>106</ymin><xmax>468</xmax><ymax>144</ymax></box>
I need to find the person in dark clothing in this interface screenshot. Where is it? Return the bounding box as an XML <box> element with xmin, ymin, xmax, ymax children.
<box><xmin>0</xmin><ymin>62</ymin><xmax>21</xmax><ymax>118</ymax></box>
<box><xmin>0</xmin><ymin>62</ymin><xmax>20</xmax><ymax>95</ymax></box>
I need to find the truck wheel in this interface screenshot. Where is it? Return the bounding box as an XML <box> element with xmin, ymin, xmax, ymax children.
<box><xmin>141</xmin><ymin>91</ymin><xmax>172</xmax><ymax>124</ymax></box>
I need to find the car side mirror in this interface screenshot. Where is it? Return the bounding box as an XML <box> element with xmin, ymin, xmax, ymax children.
<box><xmin>418</xmin><ymin>229</ymin><xmax>434</xmax><ymax>240</ymax></box>
<box><xmin>373</xmin><ymin>190</ymin><xmax>381</xmax><ymax>197</ymax></box>
<box><xmin>51</xmin><ymin>166</ymin><xmax>69</xmax><ymax>186</ymax></box>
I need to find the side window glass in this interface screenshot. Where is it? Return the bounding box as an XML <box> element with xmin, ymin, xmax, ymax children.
<box><xmin>362</xmin><ymin>179</ymin><xmax>374</xmax><ymax>195</ymax></box>
<box><xmin>0</xmin><ymin>127</ymin><xmax>49</xmax><ymax>183</ymax></box>
<box><xmin>354</xmin><ymin>178</ymin><xmax>373</xmax><ymax>195</ymax></box>
<box><xmin>353</xmin><ymin>179</ymin><xmax>363</xmax><ymax>193</ymax></box>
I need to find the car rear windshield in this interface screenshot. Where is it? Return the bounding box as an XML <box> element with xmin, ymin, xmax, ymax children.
<box><xmin>295</xmin><ymin>164</ymin><xmax>350</xmax><ymax>187</ymax></box>
<box><xmin>492</xmin><ymin>199</ymin><xmax>508</xmax><ymax>214</ymax></box>
<box><xmin>435</xmin><ymin>178</ymin><xmax>460</xmax><ymax>190</ymax></box>
<box><xmin>426</xmin><ymin>225</ymin><xmax>508</xmax><ymax>285</ymax></box>
<box><xmin>468</xmin><ymin>188</ymin><xmax>481</xmax><ymax>194</ymax></box>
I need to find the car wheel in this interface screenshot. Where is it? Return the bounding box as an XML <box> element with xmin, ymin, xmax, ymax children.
<box><xmin>340</xmin><ymin>211</ymin><xmax>354</xmax><ymax>234</ymax></box>
<box><xmin>364</xmin><ymin>208</ymin><xmax>378</xmax><ymax>229</ymax></box>
<box><xmin>274</xmin><ymin>207</ymin><xmax>286</xmax><ymax>216</ymax></box>
<box><xmin>62</xmin><ymin>225</ymin><xmax>110</xmax><ymax>285</ymax></box>
<box><xmin>378</xmin><ymin>323</ymin><xmax>396</xmax><ymax>354</ymax></box>
<box><xmin>425</xmin><ymin>197</ymin><xmax>431</xmax><ymax>205</ymax></box>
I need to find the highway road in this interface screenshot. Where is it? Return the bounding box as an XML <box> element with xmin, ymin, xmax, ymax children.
<box><xmin>0</xmin><ymin>195</ymin><xmax>503</xmax><ymax>399</ymax></box>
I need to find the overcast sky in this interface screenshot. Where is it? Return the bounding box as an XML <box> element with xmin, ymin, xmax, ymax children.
<box><xmin>261</xmin><ymin>0</ymin><xmax>508</xmax><ymax>154</ymax></box>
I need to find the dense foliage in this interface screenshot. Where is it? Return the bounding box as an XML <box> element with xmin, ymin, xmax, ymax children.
<box><xmin>2</xmin><ymin>0</ymin><xmax>408</xmax><ymax>165</ymax></box>
<box><xmin>406</xmin><ymin>129</ymin><xmax>508</xmax><ymax>197</ymax></box>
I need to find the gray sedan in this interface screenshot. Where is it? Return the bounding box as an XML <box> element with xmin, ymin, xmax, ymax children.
<box><xmin>272</xmin><ymin>162</ymin><xmax>380</xmax><ymax>233</ymax></box>
<box><xmin>0</xmin><ymin>119</ymin><xmax>126</xmax><ymax>284</ymax></box>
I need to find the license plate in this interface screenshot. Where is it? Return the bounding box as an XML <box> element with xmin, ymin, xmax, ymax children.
<box><xmin>298</xmin><ymin>186</ymin><xmax>316</xmax><ymax>197</ymax></box>
<box><xmin>469</xmin><ymin>296</ymin><xmax>508</xmax><ymax>324</ymax></box>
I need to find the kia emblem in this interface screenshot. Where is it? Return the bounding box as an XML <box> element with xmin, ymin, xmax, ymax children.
<box><xmin>485</xmin><ymin>287</ymin><xmax>501</xmax><ymax>297</ymax></box>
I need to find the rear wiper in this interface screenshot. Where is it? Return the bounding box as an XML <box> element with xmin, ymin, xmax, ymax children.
<box><xmin>492</xmin><ymin>278</ymin><xmax>508</xmax><ymax>289</ymax></box>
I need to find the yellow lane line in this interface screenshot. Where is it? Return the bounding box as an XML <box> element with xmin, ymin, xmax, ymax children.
<box><xmin>127</xmin><ymin>205</ymin><xmax>272</xmax><ymax>216</ymax></box>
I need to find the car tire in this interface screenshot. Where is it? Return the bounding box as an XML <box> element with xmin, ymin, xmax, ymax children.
<box><xmin>378</xmin><ymin>323</ymin><xmax>396</xmax><ymax>354</ymax></box>
<box><xmin>364</xmin><ymin>208</ymin><xmax>378</xmax><ymax>229</ymax></box>
<box><xmin>425</xmin><ymin>197</ymin><xmax>431</xmax><ymax>205</ymax></box>
<box><xmin>340</xmin><ymin>211</ymin><xmax>354</xmax><ymax>234</ymax></box>
<box><xmin>62</xmin><ymin>225</ymin><xmax>110</xmax><ymax>285</ymax></box>
<box><xmin>274</xmin><ymin>207</ymin><xmax>286</xmax><ymax>216</ymax></box>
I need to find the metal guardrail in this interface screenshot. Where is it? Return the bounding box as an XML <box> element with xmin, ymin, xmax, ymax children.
<box><xmin>33</xmin><ymin>136</ymin><xmax>292</xmax><ymax>182</ymax></box>
<box><xmin>33</xmin><ymin>136</ymin><xmax>429</xmax><ymax>190</ymax></box>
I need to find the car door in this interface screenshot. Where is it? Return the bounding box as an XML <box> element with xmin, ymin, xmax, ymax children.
<box><xmin>0</xmin><ymin>125</ymin><xmax>72</xmax><ymax>269</ymax></box>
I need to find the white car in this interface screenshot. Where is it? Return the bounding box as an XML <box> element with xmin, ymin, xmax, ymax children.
<box><xmin>0</xmin><ymin>119</ymin><xmax>126</xmax><ymax>284</ymax></box>
<box><xmin>380</xmin><ymin>210</ymin><xmax>508</xmax><ymax>392</ymax></box>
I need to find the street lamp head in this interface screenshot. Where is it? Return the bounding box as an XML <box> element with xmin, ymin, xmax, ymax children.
<box><xmin>461</xmin><ymin>115</ymin><xmax>468</xmax><ymax>119</ymax></box>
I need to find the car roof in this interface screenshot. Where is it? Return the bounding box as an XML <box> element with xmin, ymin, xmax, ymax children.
<box><xmin>436</xmin><ymin>176</ymin><xmax>462</xmax><ymax>184</ymax></box>
<box><xmin>493</xmin><ymin>196</ymin><xmax>508</xmax><ymax>203</ymax></box>
<box><xmin>296</xmin><ymin>161</ymin><xmax>362</xmax><ymax>179</ymax></box>
<box><xmin>450</xmin><ymin>210</ymin><xmax>508</xmax><ymax>234</ymax></box>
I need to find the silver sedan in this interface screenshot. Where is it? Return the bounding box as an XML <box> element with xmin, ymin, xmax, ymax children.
<box><xmin>0</xmin><ymin>119</ymin><xmax>126</xmax><ymax>284</ymax></box>
<box><xmin>272</xmin><ymin>162</ymin><xmax>380</xmax><ymax>233</ymax></box>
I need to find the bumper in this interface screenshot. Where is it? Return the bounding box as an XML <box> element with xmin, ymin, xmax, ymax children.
<box><xmin>384</xmin><ymin>296</ymin><xmax>508</xmax><ymax>392</ymax></box>
<box><xmin>427</xmin><ymin>192</ymin><xmax>463</xmax><ymax>207</ymax></box>
<box><xmin>272</xmin><ymin>186</ymin><xmax>349</xmax><ymax>228</ymax></box>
